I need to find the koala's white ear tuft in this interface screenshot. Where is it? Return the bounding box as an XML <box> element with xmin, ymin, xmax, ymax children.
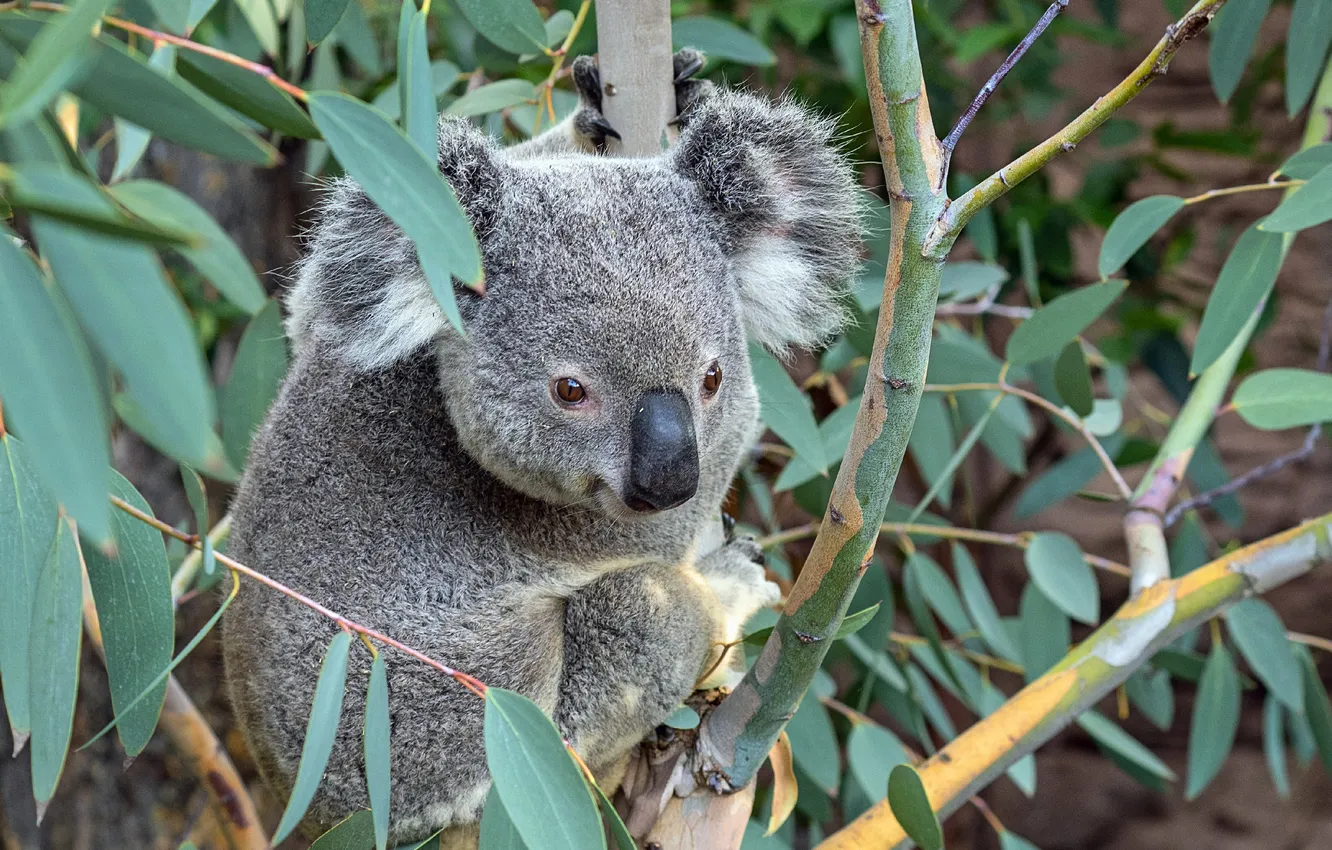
<box><xmin>671</xmin><ymin>91</ymin><xmax>862</xmax><ymax>353</ymax></box>
<box><xmin>286</xmin><ymin>118</ymin><xmax>502</xmax><ymax>369</ymax></box>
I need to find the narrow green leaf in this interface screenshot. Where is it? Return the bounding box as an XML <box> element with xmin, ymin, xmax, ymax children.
<box><xmin>937</xmin><ymin>261</ymin><xmax>1008</xmax><ymax>303</ymax></box>
<box><xmin>908</xmin><ymin>552</ymin><xmax>972</xmax><ymax>637</ymax></box>
<box><xmin>0</xmin><ymin>229</ymin><xmax>110</xmax><ymax>540</ymax></box>
<box><xmin>1005</xmin><ymin>280</ymin><xmax>1127</xmax><ymax>366</ymax></box>
<box><xmin>175</xmin><ymin>51</ymin><xmax>320</xmax><ymax>139</ymax></box>
<box><xmin>1023</xmin><ymin>532</ymin><xmax>1099</xmax><ymax>625</ymax></box>
<box><xmin>672</xmin><ymin>16</ymin><xmax>777</xmax><ymax>66</ymax></box>
<box><xmin>306</xmin><ymin>0</ymin><xmax>351</xmax><ymax>44</ymax></box>
<box><xmin>1097</xmin><ymin>195</ymin><xmax>1184</xmax><ymax>278</ymax></box>
<box><xmin>0</xmin><ymin>18</ymin><xmax>276</xmax><ymax>164</ymax></box>
<box><xmin>365</xmin><ymin>654</ymin><xmax>390</xmax><ymax>850</ymax></box>
<box><xmin>847</xmin><ymin>722</ymin><xmax>908</xmax><ymax>803</ymax></box>
<box><xmin>28</xmin><ymin>517</ymin><xmax>82</xmax><ymax>805</ymax></box>
<box><xmin>774</xmin><ymin>396</ymin><xmax>859</xmax><ymax>492</ymax></box>
<box><xmin>179</xmin><ymin>465</ymin><xmax>214</xmax><ymax>580</ymax></box>
<box><xmin>1053</xmin><ymin>340</ymin><xmax>1094</xmax><ymax>417</ymax></box>
<box><xmin>112</xmin><ymin>45</ymin><xmax>176</xmax><ymax>182</ymax></box>
<box><xmin>1277</xmin><ymin>143</ymin><xmax>1332</xmax><ymax>179</ymax></box>
<box><xmin>1020</xmin><ymin>582</ymin><xmax>1069</xmax><ymax>682</ymax></box>
<box><xmin>109</xmin><ymin>180</ymin><xmax>268</xmax><ymax>314</ymax></box>
<box><xmin>308</xmin><ymin>91</ymin><xmax>481</xmax><ymax>329</ymax></box>
<box><xmin>1126</xmin><ymin>667</ymin><xmax>1175</xmax><ymax>730</ymax></box>
<box><xmin>906</xmin><ymin>663</ymin><xmax>958</xmax><ymax>741</ymax></box>
<box><xmin>0</xmin><ymin>436</ymin><xmax>59</xmax><ymax>748</ymax></box>
<box><xmin>235</xmin><ymin>0</ymin><xmax>279</xmax><ymax>55</ymax></box>
<box><xmin>1286</xmin><ymin>0</ymin><xmax>1332</xmax><ymax>115</ymax></box>
<box><xmin>906</xmin><ymin>393</ymin><xmax>956</xmax><ymax>509</ymax></box>
<box><xmin>219</xmin><ymin>300</ymin><xmax>289</xmax><ymax>469</ymax></box>
<box><xmin>1014</xmin><ymin>435</ymin><xmax>1126</xmax><ymax>519</ymax></box>
<box><xmin>1191</xmin><ymin>226</ymin><xmax>1285</xmax><ymax>374</ymax></box>
<box><xmin>479</xmin><ymin>786</ymin><xmax>529</xmax><ymax>850</ymax></box>
<box><xmin>1299</xmin><ymin>649</ymin><xmax>1332</xmax><ymax>774</ymax></box>
<box><xmin>273</xmin><ymin>631</ymin><xmax>353</xmax><ymax>844</ymax></box>
<box><xmin>80</xmin><ymin>573</ymin><xmax>239</xmax><ymax>749</ymax></box>
<box><xmin>591</xmin><ymin>781</ymin><xmax>635</xmax><ymax>850</ymax></box>
<box><xmin>146</xmin><ymin>0</ymin><xmax>189</xmax><ymax>33</ymax></box>
<box><xmin>750</xmin><ymin>344</ymin><xmax>827</xmax><ymax>471</ymax></box>
<box><xmin>1186</xmin><ymin>643</ymin><xmax>1241</xmax><ymax>799</ymax></box>
<box><xmin>445</xmin><ymin>79</ymin><xmax>538</xmax><ymax>118</ymax></box>
<box><xmin>5</xmin><ymin>163</ymin><xmax>195</xmax><ymax>245</ymax></box>
<box><xmin>309</xmin><ymin>811</ymin><xmax>374</xmax><ymax>848</ymax></box>
<box><xmin>0</xmin><ymin>0</ymin><xmax>112</xmax><ymax>127</ymax></box>
<box><xmin>1209</xmin><ymin>0</ymin><xmax>1273</xmax><ymax>102</ymax></box>
<box><xmin>953</xmin><ymin>543</ymin><xmax>1020</xmax><ymax>662</ymax></box>
<box><xmin>1263</xmin><ymin>696</ymin><xmax>1291</xmax><ymax>798</ymax></box>
<box><xmin>887</xmin><ymin>764</ymin><xmax>943</xmax><ymax>850</ymax></box>
<box><xmin>1231</xmin><ymin>368</ymin><xmax>1332</xmax><ymax>430</ymax></box>
<box><xmin>1260</xmin><ymin>164</ymin><xmax>1332</xmax><ymax>232</ymax></box>
<box><xmin>785</xmin><ymin>697</ymin><xmax>840</xmax><ymax>796</ymax></box>
<box><xmin>1224</xmin><ymin>598</ymin><xmax>1303</xmax><ymax>712</ymax></box>
<box><xmin>1077</xmin><ymin>711</ymin><xmax>1176</xmax><ymax>782</ymax></box>
<box><xmin>835</xmin><ymin>604</ymin><xmax>882</xmax><ymax>640</ymax></box>
<box><xmin>35</xmin><ymin>215</ymin><xmax>218</xmax><ymax>470</ymax></box>
<box><xmin>399</xmin><ymin>3</ymin><xmax>435</xmax><ymax>158</ymax></box>
<box><xmin>483</xmin><ymin>688</ymin><xmax>605</xmax><ymax>850</ymax></box>
<box><xmin>82</xmin><ymin>473</ymin><xmax>173</xmax><ymax>756</ymax></box>
<box><xmin>844</xmin><ymin>635</ymin><xmax>909</xmax><ymax>691</ymax></box>
<box><xmin>455</xmin><ymin>0</ymin><xmax>546</xmax><ymax>55</ymax></box>
<box><xmin>1017</xmin><ymin>218</ymin><xmax>1040</xmax><ymax>307</ymax></box>
<box><xmin>908</xmin><ymin>396</ymin><xmax>998</xmax><ymax>522</ymax></box>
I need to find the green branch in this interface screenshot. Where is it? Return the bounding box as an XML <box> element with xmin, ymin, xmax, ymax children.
<box><xmin>923</xmin><ymin>0</ymin><xmax>1229</xmax><ymax>257</ymax></box>
<box><xmin>699</xmin><ymin>0</ymin><xmax>947</xmax><ymax>791</ymax></box>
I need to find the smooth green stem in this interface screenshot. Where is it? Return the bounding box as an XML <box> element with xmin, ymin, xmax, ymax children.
<box><xmin>699</xmin><ymin>0</ymin><xmax>948</xmax><ymax>790</ymax></box>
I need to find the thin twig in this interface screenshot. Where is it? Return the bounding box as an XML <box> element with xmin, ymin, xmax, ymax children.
<box><xmin>925</xmin><ymin>380</ymin><xmax>1132</xmax><ymax>500</ymax></box>
<box><xmin>15</xmin><ymin>1</ymin><xmax>310</xmax><ymax>102</ymax></box>
<box><xmin>530</xmin><ymin>0</ymin><xmax>591</xmax><ymax>134</ymax></box>
<box><xmin>889</xmin><ymin>630</ymin><xmax>1025</xmax><ymax>674</ymax></box>
<box><xmin>1164</xmin><ymin>287</ymin><xmax>1332</xmax><ymax>527</ymax></box>
<box><xmin>109</xmin><ymin>495</ymin><xmax>488</xmax><ymax>697</ymax></box>
<box><xmin>941</xmin><ymin>0</ymin><xmax>1069</xmax><ymax>157</ymax></box>
<box><xmin>1290</xmin><ymin>631</ymin><xmax>1332</xmax><ymax>655</ymax></box>
<box><xmin>1181</xmin><ymin>179</ymin><xmax>1303</xmax><ymax>205</ymax></box>
<box><xmin>756</xmin><ymin>521</ymin><xmax>1132</xmax><ymax>577</ymax></box>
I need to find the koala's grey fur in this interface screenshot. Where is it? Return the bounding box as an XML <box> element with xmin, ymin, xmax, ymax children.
<box><xmin>222</xmin><ymin>59</ymin><xmax>861</xmax><ymax>847</ymax></box>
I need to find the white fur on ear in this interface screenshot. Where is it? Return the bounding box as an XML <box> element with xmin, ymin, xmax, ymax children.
<box><xmin>730</xmin><ymin>235</ymin><xmax>842</xmax><ymax>352</ymax></box>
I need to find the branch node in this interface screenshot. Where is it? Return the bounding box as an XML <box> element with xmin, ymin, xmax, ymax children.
<box><xmin>829</xmin><ymin>505</ymin><xmax>847</xmax><ymax>524</ymax></box>
<box><xmin>793</xmin><ymin>630</ymin><xmax>823</xmax><ymax>645</ymax></box>
<box><xmin>884</xmin><ymin>375</ymin><xmax>911</xmax><ymax>391</ymax></box>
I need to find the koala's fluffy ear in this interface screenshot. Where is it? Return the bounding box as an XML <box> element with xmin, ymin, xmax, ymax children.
<box><xmin>285</xmin><ymin>116</ymin><xmax>503</xmax><ymax>369</ymax></box>
<box><xmin>671</xmin><ymin>91</ymin><xmax>862</xmax><ymax>353</ymax></box>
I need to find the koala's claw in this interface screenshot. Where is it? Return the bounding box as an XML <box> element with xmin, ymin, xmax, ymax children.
<box><xmin>569</xmin><ymin>50</ymin><xmax>714</xmax><ymax>151</ymax></box>
<box><xmin>720</xmin><ymin>511</ymin><xmax>737</xmax><ymax>542</ymax></box>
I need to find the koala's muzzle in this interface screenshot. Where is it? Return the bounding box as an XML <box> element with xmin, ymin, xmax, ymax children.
<box><xmin>625</xmin><ymin>389</ymin><xmax>699</xmax><ymax>513</ymax></box>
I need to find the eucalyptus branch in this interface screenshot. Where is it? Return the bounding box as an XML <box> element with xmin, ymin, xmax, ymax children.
<box><xmin>819</xmin><ymin>512</ymin><xmax>1332</xmax><ymax>849</ymax></box>
<box><xmin>13</xmin><ymin>1</ymin><xmax>310</xmax><ymax>102</ymax></box>
<box><xmin>925</xmin><ymin>0</ymin><xmax>1229</xmax><ymax>256</ymax></box>
<box><xmin>759</xmin><ymin>521</ymin><xmax>1130</xmax><ymax>576</ymax></box>
<box><xmin>699</xmin><ymin>0</ymin><xmax>948</xmax><ymax>792</ymax></box>
<box><xmin>925</xmin><ymin>380</ymin><xmax>1132</xmax><ymax>500</ymax></box>
<box><xmin>109</xmin><ymin>495</ymin><xmax>489</xmax><ymax>697</ymax></box>
<box><xmin>531</xmin><ymin>0</ymin><xmax>592</xmax><ymax>132</ymax></box>
<box><xmin>940</xmin><ymin>0</ymin><xmax>1069</xmax><ymax>158</ymax></box>
<box><xmin>1124</xmin><ymin>60</ymin><xmax>1332</xmax><ymax>592</ymax></box>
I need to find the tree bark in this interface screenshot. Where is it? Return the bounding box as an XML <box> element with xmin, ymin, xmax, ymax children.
<box><xmin>593</xmin><ymin>0</ymin><xmax>676</xmax><ymax>156</ymax></box>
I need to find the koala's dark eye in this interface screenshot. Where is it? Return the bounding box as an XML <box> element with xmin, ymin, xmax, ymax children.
<box><xmin>554</xmin><ymin>377</ymin><xmax>586</xmax><ymax>405</ymax></box>
<box><xmin>702</xmin><ymin>362</ymin><xmax>723</xmax><ymax>397</ymax></box>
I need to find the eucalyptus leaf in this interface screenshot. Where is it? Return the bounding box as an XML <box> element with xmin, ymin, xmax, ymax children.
<box><xmin>1224</xmin><ymin>598</ymin><xmax>1303</xmax><ymax>713</ymax></box>
<box><xmin>219</xmin><ymin>300</ymin><xmax>289</xmax><ymax>469</ymax></box>
<box><xmin>1054</xmin><ymin>341</ymin><xmax>1094</xmax><ymax>417</ymax></box>
<box><xmin>1077</xmin><ymin>711</ymin><xmax>1176</xmax><ymax>782</ymax></box>
<box><xmin>750</xmin><ymin>344</ymin><xmax>827</xmax><ymax>471</ymax></box>
<box><xmin>953</xmin><ymin>543</ymin><xmax>1020</xmax><ymax>661</ymax></box>
<box><xmin>176</xmin><ymin>51</ymin><xmax>320</xmax><ymax>139</ymax></box>
<box><xmin>365</xmin><ymin>654</ymin><xmax>391</xmax><ymax>850</ymax></box>
<box><xmin>1209</xmin><ymin>0</ymin><xmax>1273</xmax><ymax>103</ymax></box>
<box><xmin>445</xmin><ymin>79</ymin><xmax>537</xmax><ymax>118</ymax></box>
<box><xmin>1005</xmin><ymin>280</ymin><xmax>1127</xmax><ymax>366</ymax></box>
<box><xmin>307</xmin><ymin>0</ymin><xmax>352</xmax><ymax>44</ymax></box>
<box><xmin>1097</xmin><ymin>195</ymin><xmax>1183</xmax><ymax>278</ymax></box>
<box><xmin>1263</xmin><ymin>696</ymin><xmax>1290</xmax><ymax>798</ymax></box>
<box><xmin>1259</xmin><ymin>164</ymin><xmax>1332</xmax><ymax>232</ymax></box>
<box><xmin>0</xmin><ymin>0</ymin><xmax>113</xmax><ymax>128</ymax></box>
<box><xmin>672</xmin><ymin>16</ymin><xmax>776</xmax><ymax>66</ymax></box>
<box><xmin>1023</xmin><ymin>533</ymin><xmax>1099</xmax><ymax>625</ymax></box>
<box><xmin>1186</xmin><ymin>643</ymin><xmax>1240</xmax><ymax>799</ymax></box>
<box><xmin>1277</xmin><ymin>143</ymin><xmax>1332</xmax><ymax>180</ymax></box>
<box><xmin>309</xmin><ymin>811</ymin><xmax>374</xmax><ymax>849</ymax></box>
<box><xmin>273</xmin><ymin>631</ymin><xmax>353</xmax><ymax>844</ymax></box>
<box><xmin>1232</xmin><ymin>368</ymin><xmax>1332</xmax><ymax>430</ymax></box>
<box><xmin>1020</xmin><ymin>582</ymin><xmax>1069</xmax><ymax>681</ymax></box>
<box><xmin>28</xmin><ymin>518</ymin><xmax>82</xmax><ymax>805</ymax></box>
<box><xmin>455</xmin><ymin>0</ymin><xmax>547</xmax><ymax>55</ymax></box>
<box><xmin>1191</xmin><ymin>225</ymin><xmax>1284</xmax><ymax>375</ymax></box>
<box><xmin>887</xmin><ymin>764</ymin><xmax>943</xmax><ymax>850</ymax></box>
<box><xmin>399</xmin><ymin>2</ymin><xmax>435</xmax><ymax>158</ymax></box>
<box><xmin>1285</xmin><ymin>0</ymin><xmax>1332</xmax><ymax>115</ymax></box>
<box><xmin>846</xmin><ymin>722</ymin><xmax>908</xmax><ymax>803</ymax></box>
<box><xmin>785</xmin><ymin>697</ymin><xmax>839</xmax><ymax>795</ymax></box>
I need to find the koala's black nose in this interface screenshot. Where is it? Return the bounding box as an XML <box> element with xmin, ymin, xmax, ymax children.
<box><xmin>625</xmin><ymin>389</ymin><xmax>699</xmax><ymax>513</ymax></box>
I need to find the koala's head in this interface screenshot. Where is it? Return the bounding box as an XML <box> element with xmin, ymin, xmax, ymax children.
<box><xmin>288</xmin><ymin>91</ymin><xmax>861</xmax><ymax>516</ymax></box>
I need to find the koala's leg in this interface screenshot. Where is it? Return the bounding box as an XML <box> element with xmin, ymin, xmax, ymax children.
<box><xmin>505</xmin><ymin>50</ymin><xmax>714</xmax><ymax>160</ymax></box>
<box><xmin>554</xmin><ymin>561</ymin><xmax>719</xmax><ymax>771</ymax></box>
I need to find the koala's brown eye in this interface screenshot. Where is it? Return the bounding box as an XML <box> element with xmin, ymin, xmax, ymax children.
<box><xmin>702</xmin><ymin>362</ymin><xmax>723</xmax><ymax>396</ymax></box>
<box><xmin>554</xmin><ymin>377</ymin><xmax>586</xmax><ymax>405</ymax></box>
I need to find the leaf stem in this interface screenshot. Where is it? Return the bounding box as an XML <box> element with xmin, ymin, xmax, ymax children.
<box><xmin>924</xmin><ymin>380</ymin><xmax>1132</xmax><ymax>500</ymax></box>
<box><xmin>1181</xmin><ymin>179</ymin><xmax>1304</xmax><ymax>205</ymax></box>
<box><xmin>16</xmin><ymin>1</ymin><xmax>311</xmax><ymax>102</ymax></box>
<box><xmin>110</xmin><ymin>495</ymin><xmax>488</xmax><ymax>697</ymax></box>
<box><xmin>531</xmin><ymin>0</ymin><xmax>591</xmax><ymax>134</ymax></box>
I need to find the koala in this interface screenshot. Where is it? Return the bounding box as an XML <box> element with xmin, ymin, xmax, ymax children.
<box><xmin>221</xmin><ymin>51</ymin><xmax>861</xmax><ymax>847</ymax></box>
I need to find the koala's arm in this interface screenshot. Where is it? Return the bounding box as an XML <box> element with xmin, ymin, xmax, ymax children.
<box><xmin>555</xmin><ymin>536</ymin><xmax>778</xmax><ymax>773</ymax></box>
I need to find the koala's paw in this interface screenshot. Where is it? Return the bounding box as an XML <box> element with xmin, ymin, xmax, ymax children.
<box><xmin>568</xmin><ymin>50</ymin><xmax>715</xmax><ymax>152</ymax></box>
<box><xmin>698</xmin><ymin>535</ymin><xmax>781</xmax><ymax>639</ymax></box>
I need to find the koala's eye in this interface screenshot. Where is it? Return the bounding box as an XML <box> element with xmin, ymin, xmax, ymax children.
<box><xmin>554</xmin><ymin>377</ymin><xmax>587</xmax><ymax>405</ymax></box>
<box><xmin>702</xmin><ymin>362</ymin><xmax>723</xmax><ymax>397</ymax></box>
